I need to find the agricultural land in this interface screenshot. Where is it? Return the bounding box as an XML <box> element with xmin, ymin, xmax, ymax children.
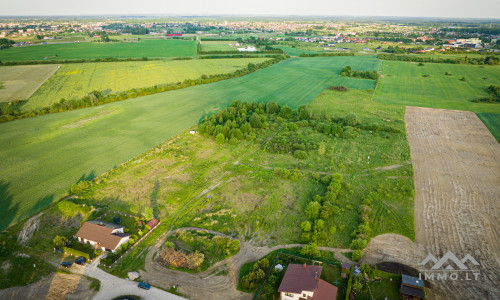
<box><xmin>0</xmin><ymin>39</ymin><xmax>197</xmax><ymax>61</ymax></box>
<box><xmin>25</xmin><ymin>58</ymin><xmax>271</xmax><ymax>109</ymax></box>
<box><xmin>0</xmin><ymin>64</ymin><xmax>59</xmax><ymax>102</ymax></box>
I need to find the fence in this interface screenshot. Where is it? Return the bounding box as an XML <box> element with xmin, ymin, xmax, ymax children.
<box><xmin>253</xmin><ymin>249</ymin><xmax>342</xmax><ymax>300</ymax></box>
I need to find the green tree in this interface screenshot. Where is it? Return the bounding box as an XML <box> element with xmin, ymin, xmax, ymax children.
<box><xmin>144</xmin><ymin>207</ymin><xmax>154</xmax><ymax>220</ymax></box>
<box><xmin>301</xmin><ymin>221</ymin><xmax>312</xmax><ymax>232</ymax></box>
<box><xmin>344</xmin><ymin>112</ymin><xmax>359</xmax><ymax>126</ymax></box>
<box><xmin>249</xmin><ymin>113</ymin><xmax>262</xmax><ymax>128</ymax></box>
<box><xmin>300</xmin><ymin>243</ymin><xmax>321</xmax><ymax>258</ymax></box>
<box><xmin>304</xmin><ymin>201</ymin><xmax>321</xmax><ymax>220</ymax></box>
<box><xmin>216</xmin><ymin>133</ymin><xmax>226</xmax><ymax>144</ymax></box>
<box><xmin>53</xmin><ymin>235</ymin><xmax>67</xmax><ymax>250</ymax></box>
<box><xmin>352</xmin><ymin>249</ymin><xmax>362</xmax><ymax>261</ymax></box>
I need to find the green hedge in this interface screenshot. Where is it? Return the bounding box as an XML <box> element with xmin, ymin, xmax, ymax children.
<box><xmin>345</xmin><ymin>265</ymin><xmax>354</xmax><ymax>300</ymax></box>
<box><xmin>62</xmin><ymin>246</ymin><xmax>90</xmax><ymax>259</ymax></box>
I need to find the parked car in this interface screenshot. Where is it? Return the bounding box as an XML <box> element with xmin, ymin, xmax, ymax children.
<box><xmin>60</xmin><ymin>261</ymin><xmax>73</xmax><ymax>268</ymax></box>
<box><xmin>74</xmin><ymin>257</ymin><xmax>86</xmax><ymax>265</ymax></box>
<box><xmin>137</xmin><ymin>282</ymin><xmax>151</xmax><ymax>290</ymax></box>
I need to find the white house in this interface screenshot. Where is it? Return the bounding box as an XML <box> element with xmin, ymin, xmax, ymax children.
<box><xmin>278</xmin><ymin>264</ymin><xmax>338</xmax><ymax>300</ymax></box>
<box><xmin>75</xmin><ymin>220</ymin><xmax>130</xmax><ymax>252</ymax></box>
<box><xmin>237</xmin><ymin>46</ymin><xmax>257</xmax><ymax>52</ymax></box>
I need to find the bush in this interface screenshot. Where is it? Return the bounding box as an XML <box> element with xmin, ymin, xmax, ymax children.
<box><xmin>352</xmin><ymin>250</ymin><xmax>362</xmax><ymax>261</ymax></box>
<box><xmin>328</xmin><ymin>85</ymin><xmax>348</xmax><ymax>91</ymax></box>
<box><xmin>294</xmin><ymin>150</ymin><xmax>307</xmax><ymax>159</ymax></box>
<box><xmin>343</xmin><ymin>113</ymin><xmax>360</xmax><ymax>126</ymax></box>
<box><xmin>53</xmin><ymin>236</ymin><xmax>68</xmax><ymax>250</ymax></box>
<box><xmin>300</xmin><ymin>243</ymin><xmax>321</xmax><ymax>258</ymax></box>
<box><xmin>304</xmin><ymin>201</ymin><xmax>321</xmax><ymax>220</ymax></box>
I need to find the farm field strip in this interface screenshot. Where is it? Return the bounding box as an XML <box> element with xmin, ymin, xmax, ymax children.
<box><xmin>0</xmin><ymin>64</ymin><xmax>59</xmax><ymax>102</ymax></box>
<box><xmin>0</xmin><ymin>39</ymin><xmax>197</xmax><ymax>61</ymax></box>
<box><xmin>406</xmin><ymin>107</ymin><xmax>500</xmax><ymax>299</ymax></box>
<box><xmin>375</xmin><ymin>60</ymin><xmax>500</xmax><ymax>114</ymax></box>
<box><xmin>25</xmin><ymin>58</ymin><xmax>271</xmax><ymax>109</ymax></box>
<box><xmin>0</xmin><ymin>56</ymin><xmax>380</xmax><ymax>231</ymax></box>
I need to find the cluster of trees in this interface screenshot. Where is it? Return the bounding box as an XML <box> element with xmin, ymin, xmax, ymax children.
<box><xmin>0</xmin><ymin>57</ymin><xmax>286</xmax><ymax>123</ymax></box>
<box><xmin>341</xmin><ymin>66</ymin><xmax>379</xmax><ymax>81</ymax></box>
<box><xmin>349</xmin><ymin>192</ymin><xmax>377</xmax><ymax>261</ymax></box>
<box><xmin>240</xmin><ymin>258</ymin><xmax>269</xmax><ymax>290</ymax></box>
<box><xmin>472</xmin><ymin>85</ymin><xmax>500</xmax><ymax>103</ymax></box>
<box><xmin>158</xmin><ymin>245</ymin><xmax>205</xmax><ymax>271</ymax></box>
<box><xmin>0</xmin><ymin>38</ymin><xmax>15</xmax><ymax>50</ymax></box>
<box><xmin>298</xmin><ymin>52</ymin><xmax>354</xmax><ymax>57</ymax></box>
<box><xmin>301</xmin><ymin>174</ymin><xmax>344</xmax><ymax>244</ymax></box>
<box><xmin>121</xmin><ymin>26</ymin><xmax>150</xmax><ymax>35</ymax></box>
<box><xmin>378</xmin><ymin>54</ymin><xmax>500</xmax><ymax>65</ymax></box>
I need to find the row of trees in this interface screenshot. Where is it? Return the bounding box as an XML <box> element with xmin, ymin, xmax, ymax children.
<box><xmin>298</xmin><ymin>52</ymin><xmax>354</xmax><ymax>57</ymax></box>
<box><xmin>0</xmin><ymin>56</ymin><xmax>286</xmax><ymax>123</ymax></box>
<box><xmin>341</xmin><ymin>66</ymin><xmax>379</xmax><ymax>81</ymax></box>
<box><xmin>378</xmin><ymin>54</ymin><xmax>500</xmax><ymax>65</ymax></box>
<box><xmin>0</xmin><ymin>38</ymin><xmax>15</xmax><ymax>50</ymax></box>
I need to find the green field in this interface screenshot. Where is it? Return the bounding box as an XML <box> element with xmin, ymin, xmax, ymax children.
<box><xmin>0</xmin><ymin>39</ymin><xmax>197</xmax><ymax>61</ymax></box>
<box><xmin>275</xmin><ymin>46</ymin><xmax>319</xmax><ymax>56</ymax></box>
<box><xmin>200</xmin><ymin>41</ymin><xmax>237</xmax><ymax>52</ymax></box>
<box><xmin>375</xmin><ymin>61</ymin><xmax>500</xmax><ymax>113</ymax></box>
<box><xmin>477</xmin><ymin>113</ymin><xmax>500</xmax><ymax>143</ymax></box>
<box><xmin>25</xmin><ymin>58</ymin><xmax>271</xmax><ymax>109</ymax></box>
<box><xmin>0</xmin><ymin>56</ymin><xmax>380</xmax><ymax>231</ymax></box>
<box><xmin>0</xmin><ymin>64</ymin><xmax>59</xmax><ymax>102</ymax></box>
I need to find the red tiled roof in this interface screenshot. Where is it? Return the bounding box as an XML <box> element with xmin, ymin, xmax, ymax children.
<box><xmin>75</xmin><ymin>222</ymin><xmax>129</xmax><ymax>250</ymax></box>
<box><xmin>310</xmin><ymin>279</ymin><xmax>338</xmax><ymax>300</ymax></box>
<box><xmin>146</xmin><ymin>218</ymin><xmax>159</xmax><ymax>228</ymax></box>
<box><xmin>278</xmin><ymin>264</ymin><xmax>323</xmax><ymax>294</ymax></box>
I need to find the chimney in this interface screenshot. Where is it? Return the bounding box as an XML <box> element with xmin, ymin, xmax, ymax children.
<box><xmin>303</xmin><ymin>263</ymin><xmax>307</xmax><ymax>269</ymax></box>
<box><xmin>315</xmin><ymin>272</ymin><xmax>318</xmax><ymax>281</ymax></box>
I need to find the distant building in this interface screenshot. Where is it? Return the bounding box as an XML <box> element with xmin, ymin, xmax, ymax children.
<box><xmin>278</xmin><ymin>264</ymin><xmax>337</xmax><ymax>300</ymax></box>
<box><xmin>400</xmin><ymin>274</ymin><xmax>424</xmax><ymax>300</ymax></box>
<box><xmin>75</xmin><ymin>220</ymin><xmax>130</xmax><ymax>252</ymax></box>
<box><xmin>146</xmin><ymin>218</ymin><xmax>159</xmax><ymax>229</ymax></box>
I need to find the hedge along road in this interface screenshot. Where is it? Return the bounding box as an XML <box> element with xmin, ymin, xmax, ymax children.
<box><xmin>0</xmin><ymin>56</ymin><xmax>380</xmax><ymax>231</ymax></box>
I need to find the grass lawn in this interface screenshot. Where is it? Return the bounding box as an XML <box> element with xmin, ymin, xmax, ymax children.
<box><xmin>25</xmin><ymin>58</ymin><xmax>270</xmax><ymax>109</ymax></box>
<box><xmin>0</xmin><ymin>39</ymin><xmax>197</xmax><ymax>61</ymax></box>
<box><xmin>0</xmin><ymin>56</ymin><xmax>380</xmax><ymax>232</ymax></box>
<box><xmin>375</xmin><ymin>61</ymin><xmax>500</xmax><ymax>114</ymax></box>
<box><xmin>0</xmin><ymin>64</ymin><xmax>59</xmax><ymax>102</ymax></box>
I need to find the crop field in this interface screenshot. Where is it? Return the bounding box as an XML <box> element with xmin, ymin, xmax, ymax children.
<box><xmin>477</xmin><ymin>113</ymin><xmax>500</xmax><ymax>142</ymax></box>
<box><xmin>375</xmin><ymin>61</ymin><xmax>500</xmax><ymax>113</ymax></box>
<box><xmin>0</xmin><ymin>65</ymin><xmax>59</xmax><ymax>102</ymax></box>
<box><xmin>0</xmin><ymin>55</ymin><xmax>380</xmax><ymax>231</ymax></box>
<box><xmin>274</xmin><ymin>46</ymin><xmax>320</xmax><ymax>56</ymax></box>
<box><xmin>25</xmin><ymin>58</ymin><xmax>271</xmax><ymax>109</ymax></box>
<box><xmin>200</xmin><ymin>41</ymin><xmax>237</xmax><ymax>51</ymax></box>
<box><xmin>0</xmin><ymin>39</ymin><xmax>197</xmax><ymax>61</ymax></box>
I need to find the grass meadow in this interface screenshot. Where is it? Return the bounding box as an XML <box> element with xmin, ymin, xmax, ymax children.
<box><xmin>477</xmin><ymin>113</ymin><xmax>500</xmax><ymax>143</ymax></box>
<box><xmin>0</xmin><ymin>64</ymin><xmax>59</xmax><ymax>102</ymax></box>
<box><xmin>76</xmin><ymin>88</ymin><xmax>413</xmax><ymax>277</ymax></box>
<box><xmin>274</xmin><ymin>46</ymin><xmax>320</xmax><ymax>56</ymax></box>
<box><xmin>25</xmin><ymin>58</ymin><xmax>271</xmax><ymax>109</ymax></box>
<box><xmin>375</xmin><ymin>61</ymin><xmax>500</xmax><ymax>113</ymax></box>
<box><xmin>0</xmin><ymin>39</ymin><xmax>197</xmax><ymax>61</ymax></box>
<box><xmin>0</xmin><ymin>56</ymin><xmax>380</xmax><ymax>231</ymax></box>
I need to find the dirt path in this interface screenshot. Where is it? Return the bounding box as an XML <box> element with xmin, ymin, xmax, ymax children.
<box><xmin>139</xmin><ymin>227</ymin><xmax>353</xmax><ymax>300</ymax></box>
<box><xmin>363</xmin><ymin>107</ymin><xmax>500</xmax><ymax>299</ymax></box>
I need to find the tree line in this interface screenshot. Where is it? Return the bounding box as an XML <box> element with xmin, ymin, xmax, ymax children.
<box><xmin>378</xmin><ymin>54</ymin><xmax>500</xmax><ymax>65</ymax></box>
<box><xmin>299</xmin><ymin>52</ymin><xmax>354</xmax><ymax>57</ymax></box>
<box><xmin>472</xmin><ymin>85</ymin><xmax>500</xmax><ymax>103</ymax></box>
<box><xmin>0</xmin><ymin>56</ymin><xmax>287</xmax><ymax>123</ymax></box>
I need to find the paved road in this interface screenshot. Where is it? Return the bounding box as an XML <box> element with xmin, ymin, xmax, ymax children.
<box><xmin>83</xmin><ymin>258</ymin><xmax>186</xmax><ymax>300</ymax></box>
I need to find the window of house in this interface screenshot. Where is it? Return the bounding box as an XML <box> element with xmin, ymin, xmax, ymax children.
<box><xmin>285</xmin><ymin>293</ymin><xmax>293</xmax><ymax>297</ymax></box>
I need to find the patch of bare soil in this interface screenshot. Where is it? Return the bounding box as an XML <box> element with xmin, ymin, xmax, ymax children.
<box><xmin>0</xmin><ymin>272</ymin><xmax>96</xmax><ymax>300</ymax></box>
<box><xmin>362</xmin><ymin>107</ymin><xmax>500</xmax><ymax>299</ymax></box>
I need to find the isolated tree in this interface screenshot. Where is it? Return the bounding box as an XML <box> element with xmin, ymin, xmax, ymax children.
<box><xmin>53</xmin><ymin>235</ymin><xmax>68</xmax><ymax>250</ymax></box>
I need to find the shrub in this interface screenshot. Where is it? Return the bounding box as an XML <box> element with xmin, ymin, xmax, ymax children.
<box><xmin>216</xmin><ymin>133</ymin><xmax>226</xmax><ymax>144</ymax></box>
<box><xmin>417</xmin><ymin>62</ymin><xmax>424</xmax><ymax>66</ymax></box>
<box><xmin>343</xmin><ymin>112</ymin><xmax>360</xmax><ymax>126</ymax></box>
<box><xmin>53</xmin><ymin>236</ymin><xmax>68</xmax><ymax>250</ymax></box>
<box><xmin>304</xmin><ymin>201</ymin><xmax>321</xmax><ymax>220</ymax></box>
<box><xmin>328</xmin><ymin>85</ymin><xmax>348</xmax><ymax>91</ymax></box>
<box><xmin>300</xmin><ymin>243</ymin><xmax>321</xmax><ymax>258</ymax></box>
<box><xmin>294</xmin><ymin>150</ymin><xmax>307</xmax><ymax>159</ymax></box>
<box><xmin>352</xmin><ymin>250</ymin><xmax>362</xmax><ymax>261</ymax></box>
<box><xmin>301</xmin><ymin>221</ymin><xmax>312</xmax><ymax>232</ymax></box>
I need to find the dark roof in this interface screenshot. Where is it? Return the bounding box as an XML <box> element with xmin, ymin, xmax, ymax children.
<box><xmin>278</xmin><ymin>264</ymin><xmax>323</xmax><ymax>294</ymax></box>
<box><xmin>402</xmin><ymin>274</ymin><xmax>424</xmax><ymax>288</ymax></box>
<box><xmin>75</xmin><ymin>222</ymin><xmax>129</xmax><ymax>250</ymax></box>
<box><xmin>309</xmin><ymin>279</ymin><xmax>338</xmax><ymax>300</ymax></box>
<box><xmin>401</xmin><ymin>285</ymin><xmax>424</xmax><ymax>298</ymax></box>
<box><xmin>146</xmin><ymin>218</ymin><xmax>159</xmax><ymax>228</ymax></box>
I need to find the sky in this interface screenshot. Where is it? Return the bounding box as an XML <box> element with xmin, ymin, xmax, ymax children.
<box><xmin>0</xmin><ymin>0</ymin><xmax>499</xmax><ymax>19</ymax></box>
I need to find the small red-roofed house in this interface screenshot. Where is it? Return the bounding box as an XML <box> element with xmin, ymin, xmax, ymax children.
<box><xmin>278</xmin><ymin>264</ymin><xmax>338</xmax><ymax>300</ymax></box>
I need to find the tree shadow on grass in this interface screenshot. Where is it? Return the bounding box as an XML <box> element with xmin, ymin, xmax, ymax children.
<box><xmin>0</xmin><ymin>180</ymin><xmax>20</xmax><ymax>232</ymax></box>
<box><xmin>150</xmin><ymin>180</ymin><xmax>160</xmax><ymax>217</ymax></box>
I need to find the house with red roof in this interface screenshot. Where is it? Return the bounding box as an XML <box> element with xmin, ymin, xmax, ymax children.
<box><xmin>278</xmin><ymin>264</ymin><xmax>337</xmax><ymax>300</ymax></box>
<box><xmin>75</xmin><ymin>220</ymin><xmax>130</xmax><ymax>253</ymax></box>
<box><xmin>146</xmin><ymin>217</ymin><xmax>159</xmax><ymax>229</ymax></box>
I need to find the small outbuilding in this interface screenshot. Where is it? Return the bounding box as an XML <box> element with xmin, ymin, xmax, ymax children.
<box><xmin>400</xmin><ymin>274</ymin><xmax>424</xmax><ymax>300</ymax></box>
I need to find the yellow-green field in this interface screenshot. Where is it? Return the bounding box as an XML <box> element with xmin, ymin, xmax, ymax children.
<box><xmin>200</xmin><ymin>41</ymin><xmax>237</xmax><ymax>51</ymax></box>
<box><xmin>25</xmin><ymin>58</ymin><xmax>270</xmax><ymax>109</ymax></box>
<box><xmin>0</xmin><ymin>65</ymin><xmax>59</xmax><ymax>102</ymax></box>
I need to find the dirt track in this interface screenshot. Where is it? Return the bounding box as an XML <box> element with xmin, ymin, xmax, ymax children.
<box><xmin>363</xmin><ymin>107</ymin><xmax>500</xmax><ymax>299</ymax></box>
<box><xmin>139</xmin><ymin>227</ymin><xmax>353</xmax><ymax>300</ymax></box>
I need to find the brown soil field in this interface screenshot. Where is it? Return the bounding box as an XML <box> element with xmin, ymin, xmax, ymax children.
<box><xmin>0</xmin><ymin>272</ymin><xmax>96</xmax><ymax>300</ymax></box>
<box><xmin>363</xmin><ymin>107</ymin><xmax>500</xmax><ymax>299</ymax></box>
<box><xmin>0</xmin><ymin>64</ymin><xmax>59</xmax><ymax>102</ymax></box>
